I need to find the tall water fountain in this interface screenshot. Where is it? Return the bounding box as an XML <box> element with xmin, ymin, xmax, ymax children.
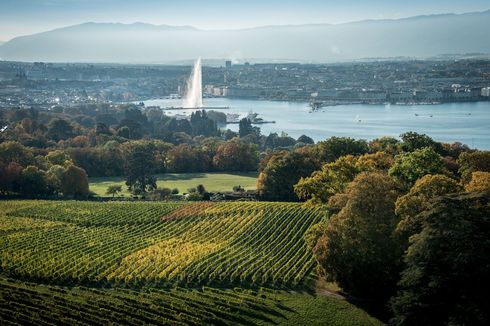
<box><xmin>182</xmin><ymin>57</ymin><xmax>203</xmax><ymax>108</ymax></box>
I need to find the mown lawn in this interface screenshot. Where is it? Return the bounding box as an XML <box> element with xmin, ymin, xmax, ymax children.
<box><xmin>89</xmin><ymin>172</ymin><xmax>259</xmax><ymax>196</ymax></box>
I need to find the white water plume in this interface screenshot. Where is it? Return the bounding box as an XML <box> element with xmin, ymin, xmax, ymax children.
<box><xmin>182</xmin><ymin>57</ymin><xmax>203</xmax><ymax>108</ymax></box>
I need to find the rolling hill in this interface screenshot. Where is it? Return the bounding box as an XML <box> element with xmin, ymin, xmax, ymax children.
<box><xmin>0</xmin><ymin>200</ymin><xmax>384</xmax><ymax>325</ymax></box>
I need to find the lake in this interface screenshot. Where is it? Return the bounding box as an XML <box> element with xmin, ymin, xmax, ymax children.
<box><xmin>143</xmin><ymin>98</ymin><xmax>490</xmax><ymax>150</ymax></box>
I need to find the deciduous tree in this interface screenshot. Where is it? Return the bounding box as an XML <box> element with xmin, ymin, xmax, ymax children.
<box><xmin>389</xmin><ymin>147</ymin><xmax>444</xmax><ymax>188</ymax></box>
<box><xmin>391</xmin><ymin>192</ymin><xmax>490</xmax><ymax>326</ymax></box>
<box><xmin>312</xmin><ymin>172</ymin><xmax>403</xmax><ymax>301</ymax></box>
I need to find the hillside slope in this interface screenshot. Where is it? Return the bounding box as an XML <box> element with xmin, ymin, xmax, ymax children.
<box><xmin>1</xmin><ymin>10</ymin><xmax>489</xmax><ymax>63</ymax></box>
<box><xmin>0</xmin><ymin>200</ymin><xmax>385</xmax><ymax>325</ymax></box>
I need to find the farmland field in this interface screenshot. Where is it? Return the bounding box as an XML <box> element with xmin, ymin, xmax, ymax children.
<box><xmin>0</xmin><ymin>200</ymin><xmax>383</xmax><ymax>325</ymax></box>
<box><xmin>89</xmin><ymin>172</ymin><xmax>259</xmax><ymax>196</ymax></box>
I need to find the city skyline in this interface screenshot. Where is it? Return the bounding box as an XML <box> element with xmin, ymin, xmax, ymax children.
<box><xmin>1</xmin><ymin>0</ymin><xmax>490</xmax><ymax>41</ymax></box>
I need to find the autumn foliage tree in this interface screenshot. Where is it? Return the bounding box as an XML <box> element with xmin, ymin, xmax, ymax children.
<box><xmin>464</xmin><ymin>171</ymin><xmax>490</xmax><ymax>192</ymax></box>
<box><xmin>458</xmin><ymin>151</ymin><xmax>490</xmax><ymax>183</ymax></box>
<box><xmin>61</xmin><ymin>165</ymin><xmax>89</xmax><ymax>197</ymax></box>
<box><xmin>310</xmin><ymin>172</ymin><xmax>403</xmax><ymax>301</ymax></box>
<box><xmin>212</xmin><ymin>139</ymin><xmax>258</xmax><ymax>171</ymax></box>
<box><xmin>395</xmin><ymin>174</ymin><xmax>463</xmax><ymax>238</ymax></box>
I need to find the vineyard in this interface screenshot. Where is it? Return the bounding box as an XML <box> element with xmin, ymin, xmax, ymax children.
<box><xmin>0</xmin><ymin>200</ymin><xmax>382</xmax><ymax>325</ymax></box>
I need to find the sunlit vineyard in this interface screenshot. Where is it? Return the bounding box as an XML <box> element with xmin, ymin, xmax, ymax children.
<box><xmin>0</xmin><ymin>200</ymin><xmax>385</xmax><ymax>325</ymax></box>
<box><xmin>0</xmin><ymin>200</ymin><xmax>326</xmax><ymax>288</ymax></box>
<box><xmin>0</xmin><ymin>276</ymin><xmax>382</xmax><ymax>326</ymax></box>
<box><xmin>0</xmin><ymin>277</ymin><xmax>288</xmax><ymax>325</ymax></box>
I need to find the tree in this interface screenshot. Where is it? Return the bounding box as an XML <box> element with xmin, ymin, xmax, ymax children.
<box><xmin>316</xmin><ymin>136</ymin><xmax>369</xmax><ymax>163</ymax></box>
<box><xmin>116</xmin><ymin>126</ymin><xmax>131</xmax><ymax>139</ymax></box>
<box><xmin>294</xmin><ymin>155</ymin><xmax>359</xmax><ymax>206</ymax></box>
<box><xmin>239</xmin><ymin>118</ymin><xmax>254</xmax><ymax>138</ymax></box>
<box><xmin>46</xmin><ymin>150</ymin><xmax>72</xmax><ymax>166</ymax></box>
<box><xmin>395</xmin><ymin>174</ymin><xmax>463</xmax><ymax>238</ymax></box>
<box><xmin>116</xmin><ymin>119</ymin><xmax>142</xmax><ymax>139</ymax></box>
<box><xmin>257</xmin><ymin>151</ymin><xmax>320</xmax><ymax>201</ymax></box>
<box><xmin>122</xmin><ymin>142</ymin><xmax>157</xmax><ymax>195</ymax></box>
<box><xmin>61</xmin><ymin>165</ymin><xmax>90</xmax><ymax>197</ymax></box>
<box><xmin>391</xmin><ymin>192</ymin><xmax>490</xmax><ymax>326</ymax></box>
<box><xmin>212</xmin><ymin>139</ymin><xmax>258</xmax><ymax>171</ymax></box>
<box><xmin>389</xmin><ymin>147</ymin><xmax>444</xmax><ymax>188</ymax></box>
<box><xmin>295</xmin><ymin>152</ymin><xmax>393</xmax><ymax>206</ymax></box>
<box><xmin>400</xmin><ymin>131</ymin><xmax>444</xmax><ymax>154</ymax></box>
<box><xmin>465</xmin><ymin>171</ymin><xmax>490</xmax><ymax>192</ymax></box>
<box><xmin>167</xmin><ymin>144</ymin><xmax>212</xmax><ymax>173</ymax></box>
<box><xmin>297</xmin><ymin>134</ymin><xmax>314</xmax><ymax>145</ymax></box>
<box><xmin>0</xmin><ymin>161</ymin><xmax>23</xmax><ymax>194</ymax></box>
<box><xmin>458</xmin><ymin>151</ymin><xmax>490</xmax><ymax>183</ymax></box>
<box><xmin>106</xmin><ymin>185</ymin><xmax>122</xmax><ymax>198</ymax></box>
<box><xmin>45</xmin><ymin>164</ymin><xmax>65</xmax><ymax>194</ymax></box>
<box><xmin>369</xmin><ymin>136</ymin><xmax>402</xmax><ymax>155</ymax></box>
<box><xmin>95</xmin><ymin>122</ymin><xmax>112</xmax><ymax>135</ymax></box>
<box><xmin>0</xmin><ymin>141</ymin><xmax>34</xmax><ymax>166</ymax></box>
<box><xmin>196</xmin><ymin>184</ymin><xmax>206</xmax><ymax>195</ymax></box>
<box><xmin>356</xmin><ymin>151</ymin><xmax>394</xmax><ymax>172</ymax></box>
<box><xmin>206</xmin><ymin>110</ymin><xmax>227</xmax><ymax>125</ymax></box>
<box><xmin>47</xmin><ymin>118</ymin><xmax>74</xmax><ymax>141</ymax></box>
<box><xmin>311</xmin><ymin>172</ymin><xmax>403</xmax><ymax>302</ymax></box>
<box><xmin>190</xmin><ymin>110</ymin><xmax>218</xmax><ymax>136</ymax></box>
<box><xmin>148</xmin><ymin>187</ymin><xmax>172</xmax><ymax>201</ymax></box>
<box><xmin>20</xmin><ymin>166</ymin><xmax>47</xmax><ymax>196</ymax></box>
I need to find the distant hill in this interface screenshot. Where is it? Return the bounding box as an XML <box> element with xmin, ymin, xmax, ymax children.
<box><xmin>1</xmin><ymin>10</ymin><xmax>489</xmax><ymax>63</ymax></box>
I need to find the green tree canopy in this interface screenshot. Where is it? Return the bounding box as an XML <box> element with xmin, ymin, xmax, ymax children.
<box><xmin>257</xmin><ymin>151</ymin><xmax>320</xmax><ymax>201</ymax></box>
<box><xmin>47</xmin><ymin>118</ymin><xmax>74</xmax><ymax>141</ymax></box>
<box><xmin>400</xmin><ymin>131</ymin><xmax>444</xmax><ymax>154</ymax></box>
<box><xmin>316</xmin><ymin>136</ymin><xmax>369</xmax><ymax>163</ymax></box>
<box><xmin>294</xmin><ymin>151</ymin><xmax>394</xmax><ymax>206</ymax></box>
<box><xmin>389</xmin><ymin>147</ymin><xmax>444</xmax><ymax>188</ymax></box>
<box><xmin>391</xmin><ymin>192</ymin><xmax>490</xmax><ymax>326</ymax></box>
<box><xmin>122</xmin><ymin>142</ymin><xmax>158</xmax><ymax>195</ymax></box>
<box><xmin>106</xmin><ymin>185</ymin><xmax>122</xmax><ymax>198</ymax></box>
<box><xmin>20</xmin><ymin>166</ymin><xmax>47</xmax><ymax>196</ymax></box>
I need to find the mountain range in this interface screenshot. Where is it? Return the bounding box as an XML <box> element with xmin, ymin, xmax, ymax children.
<box><xmin>0</xmin><ymin>10</ymin><xmax>489</xmax><ymax>63</ymax></box>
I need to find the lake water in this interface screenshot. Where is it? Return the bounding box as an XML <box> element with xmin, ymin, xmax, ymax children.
<box><xmin>143</xmin><ymin>98</ymin><xmax>490</xmax><ymax>150</ymax></box>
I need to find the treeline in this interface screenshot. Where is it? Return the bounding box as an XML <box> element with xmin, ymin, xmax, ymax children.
<box><xmin>0</xmin><ymin>104</ymin><xmax>313</xmax><ymax>197</ymax></box>
<box><xmin>255</xmin><ymin>132</ymin><xmax>489</xmax><ymax>324</ymax></box>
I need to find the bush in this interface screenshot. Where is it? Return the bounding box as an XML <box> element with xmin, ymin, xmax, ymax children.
<box><xmin>148</xmin><ymin>188</ymin><xmax>172</xmax><ymax>201</ymax></box>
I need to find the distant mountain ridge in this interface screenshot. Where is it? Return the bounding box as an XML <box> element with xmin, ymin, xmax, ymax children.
<box><xmin>1</xmin><ymin>10</ymin><xmax>489</xmax><ymax>63</ymax></box>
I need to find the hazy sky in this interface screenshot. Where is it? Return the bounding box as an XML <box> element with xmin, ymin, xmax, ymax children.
<box><xmin>1</xmin><ymin>0</ymin><xmax>489</xmax><ymax>41</ymax></box>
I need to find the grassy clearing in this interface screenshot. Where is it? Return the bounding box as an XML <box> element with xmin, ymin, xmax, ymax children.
<box><xmin>89</xmin><ymin>172</ymin><xmax>258</xmax><ymax>196</ymax></box>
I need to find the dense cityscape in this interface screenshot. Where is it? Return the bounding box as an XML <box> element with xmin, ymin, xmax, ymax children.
<box><xmin>1</xmin><ymin>59</ymin><xmax>489</xmax><ymax>109</ymax></box>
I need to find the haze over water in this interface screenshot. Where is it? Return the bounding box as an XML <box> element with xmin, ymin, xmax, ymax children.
<box><xmin>144</xmin><ymin>98</ymin><xmax>490</xmax><ymax>150</ymax></box>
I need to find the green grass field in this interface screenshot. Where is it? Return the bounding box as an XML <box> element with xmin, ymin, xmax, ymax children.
<box><xmin>0</xmin><ymin>200</ymin><xmax>383</xmax><ymax>325</ymax></box>
<box><xmin>89</xmin><ymin>172</ymin><xmax>259</xmax><ymax>196</ymax></box>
